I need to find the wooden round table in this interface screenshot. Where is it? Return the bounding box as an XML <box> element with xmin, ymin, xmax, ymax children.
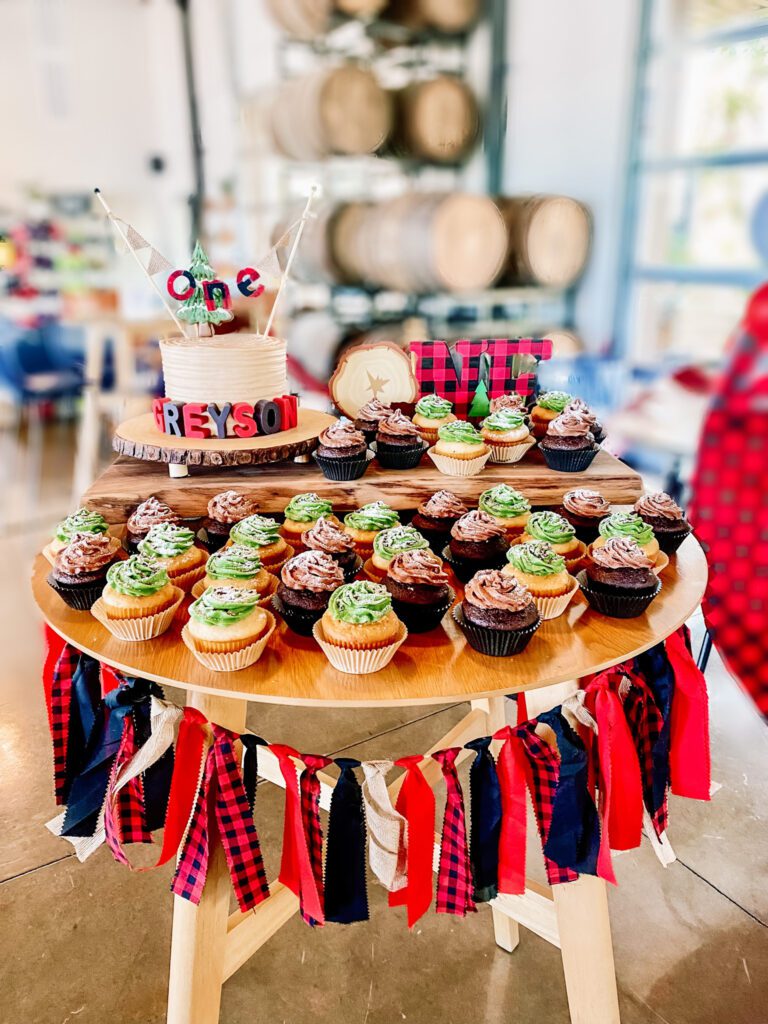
<box><xmin>32</xmin><ymin>539</ymin><xmax>708</xmax><ymax>1024</ymax></box>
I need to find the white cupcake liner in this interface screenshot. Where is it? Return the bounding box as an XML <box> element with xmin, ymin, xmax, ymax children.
<box><xmin>91</xmin><ymin>587</ymin><xmax>185</xmax><ymax>642</ymax></box>
<box><xmin>263</xmin><ymin>546</ymin><xmax>295</xmax><ymax>576</ymax></box>
<box><xmin>312</xmin><ymin>620</ymin><xmax>408</xmax><ymax>675</ymax></box>
<box><xmin>168</xmin><ymin>563</ymin><xmax>207</xmax><ymax>593</ymax></box>
<box><xmin>427</xmin><ymin>447</ymin><xmax>491</xmax><ymax>478</ymax></box>
<box><xmin>486</xmin><ymin>438</ymin><xmax>537</xmax><ymax>464</ymax></box>
<box><xmin>181</xmin><ymin>610</ymin><xmax>276</xmax><ymax>672</ymax></box>
<box><xmin>532</xmin><ymin>576</ymin><xmax>579</xmax><ymax>620</ymax></box>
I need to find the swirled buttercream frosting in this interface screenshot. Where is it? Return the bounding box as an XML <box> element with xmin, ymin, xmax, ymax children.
<box><xmin>55</xmin><ymin>508</ymin><xmax>108</xmax><ymax>544</ymax></box>
<box><xmin>388</xmin><ymin>550</ymin><xmax>449</xmax><ymax>586</ymax></box>
<box><xmin>451</xmin><ymin>510</ymin><xmax>505</xmax><ymax>542</ymax></box>
<box><xmin>207</xmin><ymin>491</ymin><xmax>258</xmax><ymax>524</ymax></box>
<box><xmin>284</xmin><ymin>493</ymin><xmax>333</xmax><ymax>522</ymax></box>
<box><xmin>344</xmin><ymin>502</ymin><xmax>400</xmax><ymax>531</ymax></box>
<box><xmin>598</xmin><ymin>512</ymin><xmax>654</xmax><ymax>545</ymax></box>
<box><xmin>106</xmin><ymin>556</ymin><xmax>169</xmax><ymax>596</ymax></box>
<box><xmin>189</xmin><ymin>586</ymin><xmax>260</xmax><ymax>626</ymax></box>
<box><xmin>373</xmin><ymin>525</ymin><xmax>429</xmax><ymax>560</ymax></box>
<box><xmin>591</xmin><ymin>537</ymin><xmax>653</xmax><ymax>570</ymax></box>
<box><xmin>281</xmin><ymin>550</ymin><xmax>343</xmax><ymax>592</ymax></box>
<box><xmin>127</xmin><ymin>497</ymin><xmax>179</xmax><ymax>533</ymax></box>
<box><xmin>563</xmin><ymin>489</ymin><xmax>609</xmax><ymax>518</ymax></box>
<box><xmin>206</xmin><ymin>545</ymin><xmax>262</xmax><ymax>580</ymax></box>
<box><xmin>526</xmin><ymin>511</ymin><xmax>575</xmax><ymax>545</ymax></box>
<box><xmin>138</xmin><ymin>523</ymin><xmax>195</xmax><ymax>558</ymax></box>
<box><xmin>464</xmin><ymin>570</ymin><xmax>533</xmax><ymax>610</ymax></box>
<box><xmin>327</xmin><ymin>581</ymin><xmax>392</xmax><ymax>624</ymax></box>
<box><xmin>634</xmin><ymin>492</ymin><xmax>684</xmax><ymax>522</ymax></box>
<box><xmin>303</xmin><ymin>516</ymin><xmax>356</xmax><ymax>553</ymax></box>
<box><xmin>418</xmin><ymin>490</ymin><xmax>468</xmax><ymax>519</ymax></box>
<box><xmin>479</xmin><ymin>484</ymin><xmax>530</xmax><ymax>519</ymax></box>
<box><xmin>506</xmin><ymin>541</ymin><xmax>565</xmax><ymax>576</ymax></box>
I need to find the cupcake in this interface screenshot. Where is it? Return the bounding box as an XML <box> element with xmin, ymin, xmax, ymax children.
<box><xmin>478</xmin><ymin>484</ymin><xmax>531</xmax><ymax>539</ymax></box>
<box><xmin>375</xmin><ymin>410</ymin><xmax>427</xmax><ymax>469</ymax></box>
<box><xmin>446</xmin><ymin>510</ymin><xmax>508</xmax><ymax>582</ymax></box>
<box><xmin>137</xmin><ymin>523</ymin><xmax>207</xmax><ymax>590</ymax></box>
<box><xmin>275</xmin><ymin>550</ymin><xmax>344</xmax><ymax>634</ymax></box>
<box><xmin>410</xmin><ymin>490</ymin><xmax>468</xmax><ymax>553</ymax></box>
<box><xmin>383</xmin><ymin>549</ymin><xmax>454</xmax><ymax>633</ymax></box>
<box><xmin>489</xmin><ymin>393</ymin><xmax>527</xmax><ymax>414</ymax></box>
<box><xmin>281</xmin><ymin>493</ymin><xmax>335</xmax><ymax>550</ymax></box>
<box><xmin>593</xmin><ymin>511</ymin><xmax>660</xmax><ymax>563</ymax></box>
<box><xmin>343</xmin><ymin>501</ymin><xmax>400</xmax><ymax>557</ymax></box>
<box><xmin>200</xmin><ymin>544</ymin><xmax>275</xmax><ymax>598</ymax></box>
<box><xmin>634</xmin><ymin>492</ymin><xmax>692</xmax><ymax>554</ymax></box>
<box><xmin>96</xmin><ymin>555</ymin><xmax>183</xmax><ymax>640</ymax></box>
<box><xmin>480</xmin><ymin>408</ymin><xmax>535</xmax><ymax>463</ymax></box>
<box><xmin>579</xmin><ymin>537</ymin><xmax>661</xmax><ymax>618</ymax></box>
<box><xmin>429</xmin><ymin>420</ymin><xmax>490</xmax><ymax>477</ymax></box>
<box><xmin>560</xmin><ymin>488</ymin><xmax>610</xmax><ymax>543</ymax></box>
<box><xmin>455</xmin><ymin>569</ymin><xmax>540</xmax><ymax>656</ymax></box>
<box><xmin>49</xmin><ymin>507</ymin><xmax>109</xmax><ymax>558</ymax></box>
<box><xmin>126</xmin><ymin>496</ymin><xmax>179</xmax><ymax>552</ymax></box>
<box><xmin>520</xmin><ymin>511</ymin><xmax>586</xmax><ymax>570</ymax></box>
<box><xmin>202</xmin><ymin>491</ymin><xmax>258</xmax><ymax>552</ymax></box>
<box><xmin>313</xmin><ymin>421</ymin><xmax>371</xmax><ymax>481</ymax></box>
<box><xmin>368</xmin><ymin>524</ymin><xmax>430</xmax><ymax>581</ymax></box>
<box><xmin>48</xmin><ymin>532</ymin><xmax>125</xmax><ymax>610</ymax></box>
<box><xmin>355</xmin><ymin>398</ymin><xmax>393</xmax><ymax>443</ymax></box>
<box><xmin>230</xmin><ymin>515</ymin><xmax>293</xmax><ymax>572</ymax></box>
<box><xmin>564</xmin><ymin>397</ymin><xmax>605</xmax><ymax>444</ymax></box>
<box><xmin>318</xmin><ymin>581</ymin><xmax>402</xmax><ymax>650</ymax></box>
<box><xmin>302</xmin><ymin>515</ymin><xmax>361</xmax><ymax>579</ymax></box>
<box><xmin>538</xmin><ymin>409</ymin><xmax>598</xmax><ymax>472</ymax></box>
<box><xmin>412</xmin><ymin>394</ymin><xmax>456</xmax><ymax>444</ymax></box>
<box><xmin>187</xmin><ymin>586</ymin><xmax>271</xmax><ymax>653</ymax></box>
<box><xmin>530</xmin><ymin>390</ymin><xmax>572</xmax><ymax>438</ymax></box>
<box><xmin>503</xmin><ymin>540</ymin><xmax>578</xmax><ymax>620</ymax></box>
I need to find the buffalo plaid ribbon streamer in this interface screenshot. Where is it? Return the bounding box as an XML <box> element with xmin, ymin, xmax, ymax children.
<box><xmin>172</xmin><ymin>727</ymin><xmax>270</xmax><ymax>911</ymax></box>
<box><xmin>108</xmin><ymin>714</ymin><xmax>152</xmax><ymax>847</ymax></box>
<box><xmin>633</xmin><ymin>644</ymin><xmax>675</xmax><ymax>835</ymax></box>
<box><xmin>130</xmin><ymin>696</ymin><xmax>174</xmax><ymax>833</ymax></box>
<box><xmin>621</xmin><ymin>672</ymin><xmax>665</xmax><ymax>836</ymax></box>
<box><xmin>465</xmin><ymin>737</ymin><xmax>502</xmax><ymax>903</ymax></box>
<box><xmin>432</xmin><ymin>748</ymin><xmax>476</xmax><ymax>917</ymax></box>
<box><xmin>42</xmin><ymin>625</ymin><xmax>67</xmax><ymax>736</ymax></box>
<box><xmin>324</xmin><ymin>758</ymin><xmax>369</xmax><ymax>924</ymax></box>
<box><xmin>299</xmin><ymin>753</ymin><xmax>333</xmax><ymax>926</ymax></box>
<box><xmin>666</xmin><ymin>628</ymin><xmax>711</xmax><ymax>801</ymax></box>
<box><xmin>388</xmin><ymin>756</ymin><xmax>435</xmax><ymax>926</ymax></box>
<box><xmin>50</xmin><ymin>645</ymin><xmax>101</xmax><ymax>805</ymax></box>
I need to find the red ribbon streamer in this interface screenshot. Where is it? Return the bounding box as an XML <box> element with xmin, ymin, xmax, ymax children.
<box><xmin>666</xmin><ymin>628</ymin><xmax>711</xmax><ymax>800</ymax></box>
<box><xmin>388</xmin><ymin>756</ymin><xmax>435</xmax><ymax>927</ymax></box>
<box><xmin>493</xmin><ymin>727</ymin><xmax>529</xmax><ymax>895</ymax></box>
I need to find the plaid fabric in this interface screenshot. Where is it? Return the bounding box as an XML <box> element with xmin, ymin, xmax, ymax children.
<box><xmin>432</xmin><ymin>748</ymin><xmax>476</xmax><ymax>916</ymax></box>
<box><xmin>622</xmin><ymin>676</ymin><xmax>665</xmax><ymax>837</ymax></box>
<box><xmin>213</xmin><ymin>728</ymin><xmax>270</xmax><ymax>912</ymax></box>
<box><xmin>114</xmin><ymin>715</ymin><xmax>151</xmax><ymax>846</ymax></box>
<box><xmin>409</xmin><ymin>339</ymin><xmax>553</xmax><ymax>417</ymax></box>
<box><xmin>172</xmin><ymin>746</ymin><xmax>214</xmax><ymax>905</ymax></box>
<box><xmin>299</xmin><ymin>754</ymin><xmax>332</xmax><ymax>926</ymax></box>
<box><xmin>51</xmin><ymin>644</ymin><xmax>79</xmax><ymax>804</ymax></box>
<box><xmin>517</xmin><ymin>724</ymin><xmax>578</xmax><ymax>886</ymax></box>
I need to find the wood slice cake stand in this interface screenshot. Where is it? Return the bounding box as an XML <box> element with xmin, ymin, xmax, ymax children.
<box><xmin>112</xmin><ymin>408</ymin><xmax>337</xmax><ymax>477</ymax></box>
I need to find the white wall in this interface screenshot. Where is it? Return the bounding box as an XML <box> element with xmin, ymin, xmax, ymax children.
<box><xmin>504</xmin><ymin>0</ymin><xmax>640</xmax><ymax>351</ymax></box>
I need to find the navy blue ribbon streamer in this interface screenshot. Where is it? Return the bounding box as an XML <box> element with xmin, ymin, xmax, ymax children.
<box><xmin>62</xmin><ymin>653</ymin><xmax>102</xmax><ymax>805</ymax></box>
<box><xmin>633</xmin><ymin>643</ymin><xmax>675</xmax><ymax>826</ymax></box>
<box><xmin>61</xmin><ymin>677</ymin><xmax>161</xmax><ymax>837</ymax></box>
<box><xmin>239</xmin><ymin>734</ymin><xmax>268</xmax><ymax>811</ymax></box>
<box><xmin>131</xmin><ymin>694</ymin><xmax>174</xmax><ymax>833</ymax></box>
<box><xmin>539</xmin><ymin>709</ymin><xmax>600</xmax><ymax>875</ymax></box>
<box><xmin>324</xmin><ymin>758</ymin><xmax>369</xmax><ymax>924</ymax></box>
<box><xmin>465</xmin><ymin>737</ymin><xmax>502</xmax><ymax>903</ymax></box>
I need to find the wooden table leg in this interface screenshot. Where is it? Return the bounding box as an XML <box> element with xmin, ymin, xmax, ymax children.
<box><xmin>166</xmin><ymin>693</ymin><xmax>248</xmax><ymax>1024</ymax></box>
<box><xmin>553</xmin><ymin>875</ymin><xmax>621</xmax><ymax>1024</ymax></box>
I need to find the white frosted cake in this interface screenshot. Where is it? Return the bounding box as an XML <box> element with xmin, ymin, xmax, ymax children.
<box><xmin>160</xmin><ymin>333</ymin><xmax>288</xmax><ymax>405</ymax></box>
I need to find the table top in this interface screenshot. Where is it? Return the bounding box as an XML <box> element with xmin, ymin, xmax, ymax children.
<box><xmin>32</xmin><ymin>537</ymin><xmax>707</xmax><ymax>708</ymax></box>
<box><xmin>82</xmin><ymin>448</ymin><xmax>643</xmax><ymax>523</ymax></box>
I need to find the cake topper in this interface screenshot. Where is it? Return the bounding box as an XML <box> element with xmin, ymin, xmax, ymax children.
<box><xmin>168</xmin><ymin>241</ymin><xmax>234</xmax><ymax>336</ymax></box>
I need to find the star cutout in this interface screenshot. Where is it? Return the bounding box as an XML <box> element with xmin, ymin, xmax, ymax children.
<box><xmin>366</xmin><ymin>370</ymin><xmax>389</xmax><ymax>399</ymax></box>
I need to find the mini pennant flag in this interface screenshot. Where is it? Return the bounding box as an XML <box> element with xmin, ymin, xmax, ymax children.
<box><xmin>361</xmin><ymin>760</ymin><xmax>407</xmax><ymax>892</ymax></box>
<box><xmin>465</xmin><ymin>737</ymin><xmax>502</xmax><ymax>903</ymax></box>
<box><xmin>145</xmin><ymin>246</ymin><xmax>173</xmax><ymax>277</ymax></box>
<box><xmin>432</xmin><ymin>748</ymin><xmax>476</xmax><ymax>917</ymax></box>
<box><xmin>324</xmin><ymin>758</ymin><xmax>369</xmax><ymax>924</ymax></box>
<box><xmin>299</xmin><ymin>753</ymin><xmax>333</xmax><ymax>926</ymax></box>
<box><xmin>388</xmin><ymin>756</ymin><xmax>435</xmax><ymax>927</ymax></box>
<box><xmin>125</xmin><ymin>222</ymin><xmax>150</xmax><ymax>251</ymax></box>
<box><xmin>666</xmin><ymin>628</ymin><xmax>711</xmax><ymax>801</ymax></box>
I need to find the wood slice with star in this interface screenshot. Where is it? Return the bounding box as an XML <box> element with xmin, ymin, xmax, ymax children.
<box><xmin>329</xmin><ymin>341</ymin><xmax>418</xmax><ymax>419</ymax></box>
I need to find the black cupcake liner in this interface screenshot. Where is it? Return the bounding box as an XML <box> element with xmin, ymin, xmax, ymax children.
<box><xmin>420</xmin><ymin>528</ymin><xmax>452</xmax><ymax>555</ymax></box>
<box><xmin>271</xmin><ymin>593</ymin><xmax>326</xmax><ymax>636</ymax></box>
<box><xmin>452</xmin><ymin>605</ymin><xmax>541</xmax><ymax>657</ymax></box>
<box><xmin>196</xmin><ymin>526</ymin><xmax>231</xmax><ymax>553</ymax></box>
<box><xmin>441</xmin><ymin>546</ymin><xmax>507</xmax><ymax>584</ymax></box>
<box><xmin>312</xmin><ymin>449</ymin><xmax>373</xmax><ymax>481</ymax></box>
<box><xmin>576</xmin><ymin>571</ymin><xmax>661</xmax><ymax>619</ymax></box>
<box><xmin>655</xmin><ymin>526</ymin><xmax>692</xmax><ymax>555</ymax></box>
<box><xmin>391</xmin><ymin>587</ymin><xmax>455</xmax><ymax>634</ymax></box>
<box><xmin>342</xmin><ymin>555</ymin><xmax>364</xmax><ymax>582</ymax></box>
<box><xmin>46</xmin><ymin>574</ymin><xmax>104</xmax><ymax>611</ymax></box>
<box><xmin>569</xmin><ymin>521</ymin><xmax>604</xmax><ymax>545</ymax></box>
<box><xmin>540</xmin><ymin>445</ymin><xmax>599</xmax><ymax>473</ymax></box>
<box><xmin>373</xmin><ymin>440</ymin><xmax>429</xmax><ymax>470</ymax></box>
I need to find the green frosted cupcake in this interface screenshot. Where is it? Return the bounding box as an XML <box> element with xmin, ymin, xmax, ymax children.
<box><xmin>50</xmin><ymin>507</ymin><xmax>109</xmax><ymax>555</ymax></box>
<box><xmin>344</xmin><ymin>501</ymin><xmax>401</xmax><ymax>556</ymax></box>
<box><xmin>413</xmin><ymin>394</ymin><xmax>456</xmax><ymax>442</ymax></box>
<box><xmin>229</xmin><ymin>515</ymin><xmax>291</xmax><ymax>572</ymax></box>
<box><xmin>520</xmin><ymin>510</ymin><xmax>584</xmax><ymax>563</ymax></box>
<box><xmin>478</xmin><ymin>484</ymin><xmax>531</xmax><ymax>534</ymax></box>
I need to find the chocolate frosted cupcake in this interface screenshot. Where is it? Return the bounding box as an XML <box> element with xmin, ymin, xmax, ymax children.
<box><xmin>478</xmin><ymin>484</ymin><xmax>531</xmax><ymax>538</ymax></box>
<box><xmin>530</xmin><ymin>390</ymin><xmax>572</xmax><ymax>438</ymax></box>
<box><xmin>411</xmin><ymin>490</ymin><xmax>468</xmax><ymax>553</ymax></box>
<box><xmin>565</xmin><ymin>397</ymin><xmax>605</xmax><ymax>444</ymax></box>
<box><xmin>412</xmin><ymin>394</ymin><xmax>456</xmax><ymax>444</ymax></box>
<box><xmin>455</xmin><ymin>569</ymin><xmax>540</xmax><ymax>656</ymax></box>
<box><xmin>375</xmin><ymin>409</ymin><xmax>427</xmax><ymax>469</ymax></box>
<box><xmin>539</xmin><ymin>409</ymin><xmax>598</xmax><ymax>472</ymax></box>
<box><xmin>355</xmin><ymin>398</ymin><xmax>392</xmax><ymax>443</ymax></box>
<box><xmin>126</xmin><ymin>496</ymin><xmax>180</xmax><ymax>552</ymax></box>
<box><xmin>384</xmin><ymin>549</ymin><xmax>454</xmax><ymax>633</ymax></box>
<box><xmin>49</xmin><ymin>507</ymin><xmax>109</xmax><ymax>558</ymax></box>
<box><xmin>579</xmin><ymin>537</ymin><xmax>661</xmax><ymax>618</ymax></box>
<box><xmin>202</xmin><ymin>491</ymin><xmax>259</xmax><ymax>552</ymax></box>
<box><xmin>446</xmin><ymin>510</ymin><xmax>508</xmax><ymax>582</ymax></box>
<box><xmin>560</xmin><ymin>488</ymin><xmax>610</xmax><ymax>543</ymax></box>
<box><xmin>489</xmin><ymin>392</ymin><xmax>527</xmax><ymax>414</ymax></box>
<box><xmin>368</xmin><ymin>524</ymin><xmax>430</xmax><ymax>581</ymax></box>
<box><xmin>593</xmin><ymin>511</ymin><xmax>660</xmax><ymax>563</ymax></box>
<box><xmin>275</xmin><ymin>550</ymin><xmax>344</xmax><ymax>634</ymax></box>
<box><xmin>302</xmin><ymin>515</ymin><xmax>360</xmax><ymax>579</ymax></box>
<box><xmin>48</xmin><ymin>532</ymin><xmax>125</xmax><ymax>609</ymax></box>
<box><xmin>313</xmin><ymin>421</ymin><xmax>371</xmax><ymax>481</ymax></box>
<box><xmin>634</xmin><ymin>492</ymin><xmax>692</xmax><ymax>554</ymax></box>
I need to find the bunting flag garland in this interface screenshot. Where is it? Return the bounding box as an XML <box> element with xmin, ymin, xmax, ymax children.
<box><xmin>466</xmin><ymin>737</ymin><xmax>502</xmax><ymax>903</ymax></box>
<box><xmin>388</xmin><ymin>757</ymin><xmax>435</xmax><ymax>927</ymax></box>
<box><xmin>299</xmin><ymin>754</ymin><xmax>333</xmax><ymax>926</ymax></box>
<box><xmin>324</xmin><ymin>759</ymin><xmax>369</xmax><ymax>924</ymax></box>
<box><xmin>361</xmin><ymin>760</ymin><xmax>407</xmax><ymax>892</ymax></box>
<box><xmin>112</xmin><ymin>217</ymin><xmax>173</xmax><ymax>278</ymax></box>
<box><xmin>433</xmin><ymin>748</ymin><xmax>476</xmax><ymax>917</ymax></box>
<box><xmin>665</xmin><ymin>628</ymin><xmax>711</xmax><ymax>801</ymax></box>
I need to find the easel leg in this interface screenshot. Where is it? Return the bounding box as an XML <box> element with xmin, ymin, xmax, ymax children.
<box><xmin>553</xmin><ymin>875</ymin><xmax>621</xmax><ymax>1024</ymax></box>
<box><xmin>166</xmin><ymin>693</ymin><xmax>248</xmax><ymax>1024</ymax></box>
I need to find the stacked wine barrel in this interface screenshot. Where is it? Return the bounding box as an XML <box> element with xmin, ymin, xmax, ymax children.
<box><xmin>496</xmin><ymin>195</ymin><xmax>592</xmax><ymax>288</ymax></box>
<box><xmin>266</xmin><ymin>0</ymin><xmax>478</xmax><ymax>38</ymax></box>
<box><xmin>387</xmin><ymin>77</ymin><xmax>479</xmax><ymax>164</ymax></box>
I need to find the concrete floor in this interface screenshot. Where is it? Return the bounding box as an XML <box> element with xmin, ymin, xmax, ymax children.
<box><xmin>1</xmin><ymin>430</ymin><xmax>767</xmax><ymax>1024</ymax></box>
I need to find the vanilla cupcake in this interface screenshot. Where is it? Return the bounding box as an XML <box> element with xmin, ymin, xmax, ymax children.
<box><xmin>530</xmin><ymin>390</ymin><xmax>572</xmax><ymax>438</ymax></box>
<box><xmin>101</xmin><ymin>556</ymin><xmax>178</xmax><ymax>620</ymax></box>
<box><xmin>203</xmin><ymin>491</ymin><xmax>259</xmax><ymax>551</ymax></box>
<box><xmin>137</xmin><ymin>523</ymin><xmax>207</xmax><ymax>590</ymax></box>
<box><xmin>281</xmin><ymin>493</ymin><xmax>335</xmax><ymax>550</ymax></box>
<box><xmin>368</xmin><ymin>524</ymin><xmax>430</xmax><ymax>581</ymax></box>
<box><xmin>480</xmin><ymin>408</ymin><xmax>535</xmax><ymax>462</ymax></box>
<box><xmin>592</xmin><ymin>512</ymin><xmax>660</xmax><ymax>563</ymax></box>
<box><xmin>50</xmin><ymin>507</ymin><xmax>109</xmax><ymax>556</ymax></box>
<box><xmin>187</xmin><ymin>586</ymin><xmax>270</xmax><ymax>653</ymax></box>
<box><xmin>126</xmin><ymin>496</ymin><xmax>179</xmax><ymax>551</ymax></box>
<box><xmin>478</xmin><ymin>484</ymin><xmax>531</xmax><ymax>537</ymax></box>
<box><xmin>343</xmin><ymin>501</ymin><xmax>400</xmax><ymax>557</ymax></box>
<box><xmin>201</xmin><ymin>544</ymin><xmax>274</xmax><ymax>597</ymax></box>
<box><xmin>230</xmin><ymin>515</ymin><xmax>292</xmax><ymax>572</ymax></box>
<box><xmin>412</xmin><ymin>394</ymin><xmax>456</xmax><ymax>444</ymax></box>
<box><xmin>520</xmin><ymin>511</ymin><xmax>586</xmax><ymax>570</ymax></box>
<box><xmin>503</xmin><ymin>541</ymin><xmax>571</xmax><ymax>596</ymax></box>
<box><xmin>319</xmin><ymin>581</ymin><xmax>402</xmax><ymax>650</ymax></box>
<box><xmin>430</xmin><ymin>420</ymin><xmax>490</xmax><ymax>477</ymax></box>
